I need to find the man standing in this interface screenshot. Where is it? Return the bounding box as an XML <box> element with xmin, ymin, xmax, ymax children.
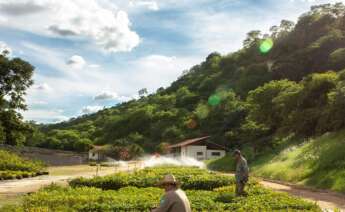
<box><xmin>233</xmin><ymin>149</ymin><xmax>249</xmax><ymax>196</ymax></box>
<box><xmin>152</xmin><ymin>174</ymin><xmax>192</xmax><ymax>212</ymax></box>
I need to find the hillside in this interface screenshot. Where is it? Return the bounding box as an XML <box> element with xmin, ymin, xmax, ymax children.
<box><xmin>29</xmin><ymin>3</ymin><xmax>345</xmax><ymax>160</ymax></box>
<box><xmin>251</xmin><ymin>130</ymin><xmax>345</xmax><ymax>192</ymax></box>
<box><xmin>207</xmin><ymin>130</ymin><xmax>345</xmax><ymax>193</ymax></box>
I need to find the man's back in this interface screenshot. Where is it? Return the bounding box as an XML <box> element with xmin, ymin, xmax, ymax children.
<box><xmin>235</xmin><ymin>156</ymin><xmax>249</xmax><ymax>182</ymax></box>
<box><xmin>153</xmin><ymin>189</ymin><xmax>192</xmax><ymax>212</ymax></box>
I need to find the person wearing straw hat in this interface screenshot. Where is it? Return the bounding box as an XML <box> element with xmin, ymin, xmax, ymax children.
<box><xmin>151</xmin><ymin>174</ymin><xmax>191</xmax><ymax>212</ymax></box>
<box><xmin>233</xmin><ymin>149</ymin><xmax>249</xmax><ymax>196</ymax></box>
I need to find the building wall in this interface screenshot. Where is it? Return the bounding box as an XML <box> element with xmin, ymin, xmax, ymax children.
<box><xmin>206</xmin><ymin>150</ymin><xmax>226</xmax><ymax>160</ymax></box>
<box><xmin>169</xmin><ymin>145</ymin><xmax>225</xmax><ymax>160</ymax></box>
<box><xmin>185</xmin><ymin>145</ymin><xmax>207</xmax><ymax>160</ymax></box>
<box><xmin>89</xmin><ymin>151</ymin><xmax>99</xmax><ymax>160</ymax></box>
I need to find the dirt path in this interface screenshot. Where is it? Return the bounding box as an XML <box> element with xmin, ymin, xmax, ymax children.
<box><xmin>221</xmin><ymin>173</ymin><xmax>345</xmax><ymax>211</ymax></box>
<box><xmin>0</xmin><ymin>164</ymin><xmax>137</xmax><ymax>207</ymax></box>
<box><xmin>259</xmin><ymin>180</ymin><xmax>345</xmax><ymax>212</ymax></box>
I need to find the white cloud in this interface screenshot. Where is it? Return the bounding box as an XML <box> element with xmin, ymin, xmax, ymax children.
<box><xmin>30</xmin><ymin>100</ymin><xmax>48</xmax><ymax>105</ymax></box>
<box><xmin>66</xmin><ymin>55</ymin><xmax>86</xmax><ymax>69</ymax></box>
<box><xmin>94</xmin><ymin>91</ymin><xmax>118</xmax><ymax>100</ymax></box>
<box><xmin>0</xmin><ymin>0</ymin><xmax>140</xmax><ymax>52</ymax></box>
<box><xmin>81</xmin><ymin>105</ymin><xmax>103</xmax><ymax>114</ymax></box>
<box><xmin>185</xmin><ymin>1</ymin><xmax>320</xmax><ymax>54</ymax></box>
<box><xmin>129</xmin><ymin>1</ymin><xmax>159</xmax><ymax>11</ymax></box>
<box><xmin>117</xmin><ymin>95</ymin><xmax>136</xmax><ymax>102</ymax></box>
<box><xmin>88</xmin><ymin>64</ymin><xmax>100</xmax><ymax>68</ymax></box>
<box><xmin>0</xmin><ymin>41</ymin><xmax>12</xmax><ymax>55</ymax></box>
<box><xmin>23</xmin><ymin>41</ymin><xmax>199</xmax><ymax>99</ymax></box>
<box><xmin>22</xmin><ymin>109</ymin><xmax>68</xmax><ymax>123</ymax></box>
<box><xmin>33</xmin><ymin>83</ymin><xmax>51</xmax><ymax>91</ymax></box>
<box><xmin>22</xmin><ymin>42</ymin><xmax>199</xmax><ymax>122</ymax></box>
<box><xmin>0</xmin><ymin>1</ymin><xmax>46</xmax><ymax>16</ymax></box>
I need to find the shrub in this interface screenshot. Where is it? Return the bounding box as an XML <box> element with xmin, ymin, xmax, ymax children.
<box><xmin>5</xmin><ymin>183</ymin><xmax>320</xmax><ymax>211</ymax></box>
<box><xmin>0</xmin><ymin>149</ymin><xmax>47</xmax><ymax>180</ymax></box>
<box><xmin>70</xmin><ymin>166</ymin><xmax>233</xmax><ymax>190</ymax></box>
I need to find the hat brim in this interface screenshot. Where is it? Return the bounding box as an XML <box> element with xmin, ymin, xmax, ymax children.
<box><xmin>156</xmin><ymin>181</ymin><xmax>180</xmax><ymax>187</ymax></box>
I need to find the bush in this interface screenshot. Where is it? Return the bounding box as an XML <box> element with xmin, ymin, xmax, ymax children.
<box><xmin>5</xmin><ymin>182</ymin><xmax>320</xmax><ymax>211</ymax></box>
<box><xmin>0</xmin><ymin>149</ymin><xmax>46</xmax><ymax>180</ymax></box>
<box><xmin>70</xmin><ymin>166</ymin><xmax>233</xmax><ymax>190</ymax></box>
<box><xmin>206</xmin><ymin>154</ymin><xmax>236</xmax><ymax>172</ymax></box>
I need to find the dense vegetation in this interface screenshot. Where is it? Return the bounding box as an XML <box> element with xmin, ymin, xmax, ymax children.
<box><xmin>25</xmin><ymin>3</ymin><xmax>345</xmax><ymax>157</ymax></box>
<box><xmin>250</xmin><ymin>130</ymin><xmax>345</xmax><ymax>193</ymax></box>
<box><xmin>3</xmin><ymin>167</ymin><xmax>321</xmax><ymax>211</ymax></box>
<box><xmin>0</xmin><ymin>149</ymin><xmax>46</xmax><ymax>180</ymax></box>
<box><xmin>0</xmin><ymin>50</ymin><xmax>34</xmax><ymax>146</ymax></box>
<box><xmin>207</xmin><ymin>130</ymin><xmax>345</xmax><ymax>193</ymax></box>
<box><xmin>70</xmin><ymin>166</ymin><xmax>232</xmax><ymax>190</ymax></box>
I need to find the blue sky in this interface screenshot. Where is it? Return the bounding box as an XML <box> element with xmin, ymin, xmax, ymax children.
<box><xmin>0</xmin><ymin>0</ymin><xmax>342</xmax><ymax>123</ymax></box>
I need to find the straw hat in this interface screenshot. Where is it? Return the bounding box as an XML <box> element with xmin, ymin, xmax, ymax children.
<box><xmin>233</xmin><ymin>149</ymin><xmax>241</xmax><ymax>156</ymax></box>
<box><xmin>157</xmin><ymin>174</ymin><xmax>180</xmax><ymax>187</ymax></box>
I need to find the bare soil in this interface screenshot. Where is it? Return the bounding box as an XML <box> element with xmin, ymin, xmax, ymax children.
<box><xmin>259</xmin><ymin>180</ymin><xmax>345</xmax><ymax>211</ymax></box>
<box><xmin>221</xmin><ymin>173</ymin><xmax>345</xmax><ymax>211</ymax></box>
<box><xmin>0</xmin><ymin>164</ymin><xmax>134</xmax><ymax>207</ymax></box>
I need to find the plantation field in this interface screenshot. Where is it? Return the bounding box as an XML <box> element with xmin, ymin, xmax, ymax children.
<box><xmin>0</xmin><ymin>150</ymin><xmax>47</xmax><ymax>180</ymax></box>
<box><xmin>3</xmin><ymin>166</ymin><xmax>321</xmax><ymax>211</ymax></box>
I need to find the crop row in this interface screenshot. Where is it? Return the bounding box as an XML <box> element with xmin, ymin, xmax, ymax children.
<box><xmin>0</xmin><ymin>170</ymin><xmax>49</xmax><ymax>180</ymax></box>
<box><xmin>0</xmin><ymin>150</ymin><xmax>45</xmax><ymax>172</ymax></box>
<box><xmin>70</xmin><ymin>166</ymin><xmax>234</xmax><ymax>190</ymax></box>
<box><xmin>2</xmin><ymin>184</ymin><xmax>321</xmax><ymax>211</ymax></box>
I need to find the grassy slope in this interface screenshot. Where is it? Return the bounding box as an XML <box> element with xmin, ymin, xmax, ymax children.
<box><xmin>207</xmin><ymin>130</ymin><xmax>345</xmax><ymax>193</ymax></box>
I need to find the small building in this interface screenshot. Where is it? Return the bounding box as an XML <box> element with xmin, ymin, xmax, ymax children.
<box><xmin>168</xmin><ymin>136</ymin><xmax>226</xmax><ymax>160</ymax></box>
<box><xmin>88</xmin><ymin>145</ymin><xmax>107</xmax><ymax>162</ymax></box>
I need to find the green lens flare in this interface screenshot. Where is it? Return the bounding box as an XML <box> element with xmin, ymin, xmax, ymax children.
<box><xmin>259</xmin><ymin>38</ymin><xmax>274</xmax><ymax>54</ymax></box>
<box><xmin>208</xmin><ymin>95</ymin><xmax>221</xmax><ymax>106</ymax></box>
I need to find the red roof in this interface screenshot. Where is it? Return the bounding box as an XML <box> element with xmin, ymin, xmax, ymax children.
<box><xmin>169</xmin><ymin>136</ymin><xmax>210</xmax><ymax>148</ymax></box>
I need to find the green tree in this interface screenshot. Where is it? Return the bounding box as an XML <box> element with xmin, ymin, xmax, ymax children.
<box><xmin>247</xmin><ymin>80</ymin><xmax>301</xmax><ymax>131</ymax></box>
<box><xmin>0</xmin><ymin>51</ymin><xmax>34</xmax><ymax>145</ymax></box>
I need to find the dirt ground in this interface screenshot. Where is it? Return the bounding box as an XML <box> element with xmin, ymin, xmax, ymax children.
<box><xmin>0</xmin><ymin>164</ymin><xmax>135</xmax><ymax>207</ymax></box>
<box><xmin>222</xmin><ymin>173</ymin><xmax>345</xmax><ymax>211</ymax></box>
<box><xmin>259</xmin><ymin>180</ymin><xmax>345</xmax><ymax>211</ymax></box>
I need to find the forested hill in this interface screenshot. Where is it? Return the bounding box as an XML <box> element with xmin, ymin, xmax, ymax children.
<box><xmin>33</xmin><ymin>3</ymin><xmax>345</xmax><ymax>158</ymax></box>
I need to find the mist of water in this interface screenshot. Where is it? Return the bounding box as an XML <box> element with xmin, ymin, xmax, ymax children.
<box><xmin>141</xmin><ymin>155</ymin><xmax>205</xmax><ymax>168</ymax></box>
<box><xmin>106</xmin><ymin>155</ymin><xmax>206</xmax><ymax>169</ymax></box>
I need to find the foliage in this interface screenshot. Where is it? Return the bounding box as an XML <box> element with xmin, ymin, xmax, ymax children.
<box><xmin>206</xmin><ymin>154</ymin><xmax>236</xmax><ymax>172</ymax></box>
<box><xmin>249</xmin><ymin>130</ymin><xmax>345</xmax><ymax>193</ymax></box>
<box><xmin>70</xmin><ymin>166</ymin><xmax>233</xmax><ymax>191</ymax></box>
<box><xmin>4</xmin><ymin>167</ymin><xmax>321</xmax><ymax>211</ymax></box>
<box><xmin>0</xmin><ymin>149</ymin><xmax>46</xmax><ymax>180</ymax></box>
<box><xmin>0</xmin><ymin>51</ymin><xmax>34</xmax><ymax>146</ymax></box>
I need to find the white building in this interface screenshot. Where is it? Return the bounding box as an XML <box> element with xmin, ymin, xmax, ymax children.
<box><xmin>89</xmin><ymin>146</ymin><xmax>105</xmax><ymax>161</ymax></box>
<box><xmin>168</xmin><ymin>136</ymin><xmax>226</xmax><ymax>160</ymax></box>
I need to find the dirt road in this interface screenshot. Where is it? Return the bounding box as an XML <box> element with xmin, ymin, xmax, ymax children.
<box><xmin>259</xmin><ymin>180</ymin><xmax>345</xmax><ymax>212</ymax></box>
<box><xmin>220</xmin><ymin>173</ymin><xmax>345</xmax><ymax>211</ymax></box>
<box><xmin>0</xmin><ymin>164</ymin><xmax>136</xmax><ymax>207</ymax></box>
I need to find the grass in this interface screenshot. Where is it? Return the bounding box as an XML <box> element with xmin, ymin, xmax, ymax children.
<box><xmin>206</xmin><ymin>130</ymin><xmax>345</xmax><ymax>193</ymax></box>
<box><xmin>0</xmin><ymin>195</ymin><xmax>23</xmax><ymax>208</ymax></box>
<box><xmin>206</xmin><ymin>154</ymin><xmax>235</xmax><ymax>172</ymax></box>
<box><xmin>47</xmin><ymin>165</ymin><xmax>115</xmax><ymax>176</ymax></box>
